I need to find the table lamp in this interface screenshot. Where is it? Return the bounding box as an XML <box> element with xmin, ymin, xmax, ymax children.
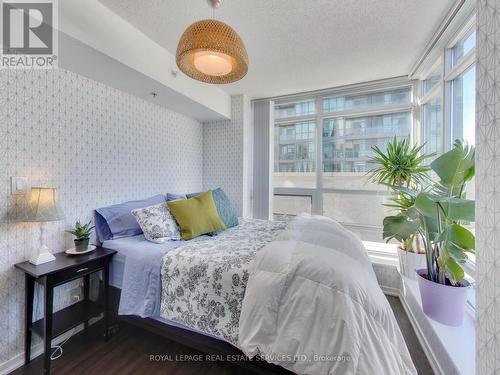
<box><xmin>21</xmin><ymin>187</ymin><xmax>65</xmax><ymax>265</ymax></box>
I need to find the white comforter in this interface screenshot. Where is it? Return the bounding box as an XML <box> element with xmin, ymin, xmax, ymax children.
<box><xmin>239</xmin><ymin>214</ymin><xmax>416</xmax><ymax>375</ymax></box>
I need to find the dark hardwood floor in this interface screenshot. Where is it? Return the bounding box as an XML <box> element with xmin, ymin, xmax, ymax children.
<box><xmin>11</xmin><ymin>296</ymin><xmax>433</xmax><ymax>375</ymax></box>
<box><xmin>387</xmin><ymin>296</ymin><xmax>434</xmax><ymax>375</ymax></box>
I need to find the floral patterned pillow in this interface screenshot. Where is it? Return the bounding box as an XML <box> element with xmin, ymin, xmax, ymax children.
<box><xmin>131</xmin><ymin>202</ymin><xmax>181</xmax><ymax>243</ymax></box>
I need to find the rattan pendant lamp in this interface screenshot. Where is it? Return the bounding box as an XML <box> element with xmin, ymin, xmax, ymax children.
<box><xmin>176</xmin><ymin>0</ymin><xmax>248</xmax><ymax>84</ymax></box>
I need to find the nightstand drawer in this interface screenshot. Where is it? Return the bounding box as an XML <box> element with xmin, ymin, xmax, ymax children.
<box><xmin>52</xmin><ymin>258</ymin><xmax>104</xmax><ymax>285</ymax></box>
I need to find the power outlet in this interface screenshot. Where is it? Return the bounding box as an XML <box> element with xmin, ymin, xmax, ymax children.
<box><xmin>70</xmin><ymin>287</ymin><xmax>81</xmax><ymax>302</ymax></box>
<box><xmin>10</xmin><ymin>176</ymin><xmax>28</xmax><ymax>195</ymax></box>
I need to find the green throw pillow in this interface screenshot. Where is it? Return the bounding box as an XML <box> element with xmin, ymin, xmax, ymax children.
<box><xmin>167</xmin><ymin>190</ymin><xmax>226</xmax><ymax>240</ymax></box>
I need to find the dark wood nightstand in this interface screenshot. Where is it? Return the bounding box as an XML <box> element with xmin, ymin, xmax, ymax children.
<box><xmin>15</xmin><ymin>247</ymin><xmax>117</xmax><ymax>375</ymax></box>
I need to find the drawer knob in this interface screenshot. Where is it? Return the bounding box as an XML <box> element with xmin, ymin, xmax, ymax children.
<box><xmin>76</xmin><ymin>267</ymin><xmax>89</xmax><ymax>273</ymax></box>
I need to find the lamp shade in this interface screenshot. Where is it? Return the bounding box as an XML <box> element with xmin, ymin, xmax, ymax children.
<box><xmin>176</xmin><ymin>19</ymin><xmax>248</xmax><ymax>84</ymax></box>
<box><xmin>22</xmin><ymin>187</ymin><xmax>64</xmax><ymax>222</ymax></box>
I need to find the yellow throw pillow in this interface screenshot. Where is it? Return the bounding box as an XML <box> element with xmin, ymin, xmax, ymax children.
<box><xmin>167</xmin><ymin>190</ymin><xmax>226</xmax><ymax>240</ymax></box>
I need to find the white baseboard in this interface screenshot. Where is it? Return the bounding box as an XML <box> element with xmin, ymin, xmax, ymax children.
<box><xmin>0</xmin><ymin>352</ymin><xmax>27</xmax><ymax>375</ymax></box>
<box><xmin>380</xmin><ymin>285</ymin><xmax>400</xmax><ymax>296</ymax></box>
<box><xmin>0</xmin><ymin>328</ymin><xmax>79</xmax><ymax>375</ymax></box>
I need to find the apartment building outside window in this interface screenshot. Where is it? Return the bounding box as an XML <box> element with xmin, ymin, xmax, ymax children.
<box><xmin>273</xmin><ymin>79</ymin><xmax>413</xmax><ymax>241</ymax></box>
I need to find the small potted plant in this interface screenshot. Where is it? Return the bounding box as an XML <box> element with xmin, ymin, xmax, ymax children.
<box><xmin>382</xmin><ymin>141</ymin><xmax>475</xmax><ymax>326</ymax></box>
<box><xmin>66</xmin><ymin>220</ymin><xmax>94</xmax><ymax>252</ymax></box>
<box><xmin>368</xmin><ymin>137</ymin><xmax>434</xmax><ymax>279</ymax></box>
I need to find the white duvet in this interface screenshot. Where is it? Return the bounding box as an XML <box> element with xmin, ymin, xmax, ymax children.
<box><xmin>239</xmin><ymin>214</ymin><xmax>416</xmax><ymax>375</ymax></box>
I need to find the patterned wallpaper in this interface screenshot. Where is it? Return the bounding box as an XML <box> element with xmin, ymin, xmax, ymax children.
<box><xmin>0</xmin><ymin>68</ymin><xmax>203</xmax><ymax>364</ymax></box>
<box><xmin>203</xmin><ymin>95</ymin><xmax>252</xmax><ymax>217</ymax></box>
<box><xmin>476</xmin><ymin>1</ymin><xmax>500</xmax><ymax>373</ymax></box>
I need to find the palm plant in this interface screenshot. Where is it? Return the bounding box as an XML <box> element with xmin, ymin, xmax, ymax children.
<box><xmin>368</xmin><ymin>136</ymin><xmax>433</xmax><ymax>188</ymax></box>
<box><xmin>367</xmin><ymin>137</ymin><xmax>434</xmax><ymax>252</ymax></box>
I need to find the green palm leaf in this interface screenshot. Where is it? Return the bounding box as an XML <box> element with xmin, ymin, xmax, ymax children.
<box><xmin>368</xmin><ymin>136</ymin><xmax>434</xmax><ymax>188</ymax></box>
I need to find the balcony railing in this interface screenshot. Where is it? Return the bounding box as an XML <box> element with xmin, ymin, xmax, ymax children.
<box><xmin>322</xmin><ymin>126</ymin><xmax>407</xmax><ymax>138</ymax></box>
<box><xmin>322</xmin><ymin>150</ymin><xmax>372</xmax><ymax>159</ymax></box>
<box><xmin>279</xmin><ymin>135</ymin><xmax>314</xmax><ymax>142</ymax></box>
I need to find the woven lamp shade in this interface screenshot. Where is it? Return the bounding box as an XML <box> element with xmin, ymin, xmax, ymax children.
<box><xmin>176</xmin><ymin>19</ymin><xmax>248</xmax><ymax>84</ymax></box>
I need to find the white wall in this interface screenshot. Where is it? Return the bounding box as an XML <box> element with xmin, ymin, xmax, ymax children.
<box><xmin>59</xmin><ymin>0</ymin><xmax>231</xmax><ymax>120</ymax></box>
<box><xmin>203</xmin><ymin>95</ymin><xmax>253</xmax><ymax>217</ymax></box>
<box><xmin>0</xmin><ymin>68</ymin><xmax>204</xmax><ymax>365</ymax></box>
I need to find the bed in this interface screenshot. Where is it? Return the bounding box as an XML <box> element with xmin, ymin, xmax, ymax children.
<box><xmin>103</xmin><ymin>219</ymin><xmax>286</xmax><ymax>341</ymax></box>
<box><xmin>99</xmin><ymin>212</ymin><xmax>416</xmax><ymax>375</ymax></box>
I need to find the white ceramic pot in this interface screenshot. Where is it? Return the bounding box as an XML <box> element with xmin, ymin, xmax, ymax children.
<box><xmin>397</xmin><ymin>247</ymin><xmax>426</xmax><ymax>280</ymax></box>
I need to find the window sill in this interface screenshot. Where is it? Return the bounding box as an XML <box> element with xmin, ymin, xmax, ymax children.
<box><xmin>363</xmin><ymin>241</ymin><xmax>399</xmax><ymax>267</ymax></box>
<box><xmin>400</xmin><ymin>276</ymin><xmax>475</xmax><ymax>375</ymax></box>
<box><xmin>363</xmin><ymin>241</ymin><xmax>475</xmax><ymax>375</ymax></box>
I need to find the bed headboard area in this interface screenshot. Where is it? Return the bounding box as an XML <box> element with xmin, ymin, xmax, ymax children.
<box><xmin>94</xmin><ymin>194</ymin><xmax>166</xmax><ymax>243</ymax></box>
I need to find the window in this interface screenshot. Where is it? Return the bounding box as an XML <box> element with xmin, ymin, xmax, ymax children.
<box><xmin>447</xmin><ymin>20</ymin><xmax>477</xmax><ymax>310</ymax></box>
<box><xmin>422</xmin><ymin>97</ymin><xmax>442</xmax><ymax>156</ymax></box>
<box><xmin>322</xmin><ymin>88</ymin><xmax>411</xmax><ymax>113</ymax></box>
<box><xmin>273</xmin><ymin>195</ymin><xmax>312</xmax><ymax>219</ymax></box>
<box><xmin>420</xmin><ymin>58</ymin><xmax>444</xmax><ymax>157</ymax></box>
<box><xmin>272</xmin><ymin>82</ymin><xmax>413</xmax><ymax>240</ymax></box>
<box><xmin>451</xmin><ymin>29</ymin><xmax>476</xmax><ymax>68</ymax></box>
<box><xmin>450</xmin><ymin>60</ymin><xmax>476</xmax><ymax>266</ymax></box>
<box><xmin>422</xmin><ymin>72</ymin><xmax>442</xmax><ymax>96</ymax></box>
<box><xmin>274</xmin><ymin>120</ymin><xmax>316</xmax><ymax>179</ymax></box>
<box><xmin>416</xmin><ymin>16</ymin><xmax>477</xmax><ymax>309</ymax></box>
<box><xmin>451</xmin><ymin>65</ymin><xmax>476</xmax><ymax>146</ymax></box>
<box><xmin>323</xmin><ymin>192</ymin><xmax>389</xmax><ymax>232</ymax></box>
<box><xmin>419</xmin><ymin>22</ymin><xmax>475</xmax><ymax>202</ymax></box>
<box><xmin>322</xmin><ymin>112</ymin><xmax>411</xmax><ymax>173</ymax></box>
<box><xmin>275</xmin><ymin>100</ymin><xmax>316</xmax><ymax>119</ymax></box>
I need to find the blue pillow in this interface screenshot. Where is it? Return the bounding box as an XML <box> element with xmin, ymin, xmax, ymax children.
<box><xmin>166</xmin><ymin>193</ymin><xmax>187</xmax><ymax>202</ymax></box>
<box><xmin>185</xmin><ymin>191</ymin><xmax>202</xmax><ymax>198</ymax></box>
<box><xmin>95</xmin><ymin>194</ymin><xmax>166</xmax><ymax>241</ymax></box>
<box><xmin>187</xmin><ymin>188</ymin><xmax>238</xmax><ymax>229</ymax></box>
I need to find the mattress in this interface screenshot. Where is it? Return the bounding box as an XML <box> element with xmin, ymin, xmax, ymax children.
<box><xmin>102</xmin><ymin>233</ymin><xmax>210</xmax><ymax>317</ymax></box>
<box><xmin>103</xmin><ymin>234</ymin><xmax>187</xmax><ymax>289</ymax></box>
<box><xmin>102</xmin><ymin>232</ymin><xmax>237</xmax><ymax>341</ymax></box>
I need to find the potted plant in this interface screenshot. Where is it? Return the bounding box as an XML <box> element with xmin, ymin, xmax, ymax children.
<box><xmin>66</xmin><ymin>220</ymin><xmax>94</xmax><ymax>252</ymax></box>
<box><xmin>368</xmin><ymin>137</ymin><xmax>434</xmax><ymax>279</ymax></box>
<box><xmin>382</xmin><ymin>140</ymin><xmax>475</xmax><ymax>326</ymax></box>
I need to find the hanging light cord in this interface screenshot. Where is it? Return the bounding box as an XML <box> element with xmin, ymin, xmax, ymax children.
<box><xmin>208</xmin><ymin>0</ymin><xmax>221</xmax><ymax>19</ymax></box>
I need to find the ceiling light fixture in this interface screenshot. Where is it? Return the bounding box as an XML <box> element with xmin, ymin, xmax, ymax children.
<box><xmin>176</xmin><ymin>0</ymin><xmax>248</xmax><ymax>84</ymax></box>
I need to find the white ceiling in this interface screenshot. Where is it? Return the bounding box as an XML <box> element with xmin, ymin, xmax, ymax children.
<box><xmin>99</xmin><ymin>0</ymin><xmax>454</xmax><ymax>99</ymax></box>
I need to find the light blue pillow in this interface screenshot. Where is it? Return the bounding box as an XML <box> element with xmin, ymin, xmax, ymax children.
<box><xmin>95</xmin><ymin>194</ymin><xmax>166</xmax><ymax>241</ymax></box>
<box><xmin>166</xmin><ymin>192</ymin><xmax>187</xmax><ymax>202</ymax></box>
<box><xmin>187</xmin><ymin>188</ymin><xmax>238</xmax><ymax>229</ymax></box>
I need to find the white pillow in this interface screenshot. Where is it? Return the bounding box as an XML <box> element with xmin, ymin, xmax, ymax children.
<box><xmin>131</xmin><ymin>202</ymin><xmax>180</xmax><ymax>243</ymax></box>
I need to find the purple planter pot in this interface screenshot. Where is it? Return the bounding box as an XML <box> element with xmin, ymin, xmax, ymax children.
<box><xmin>416</xmin><ymin>269</ymin><xmax>470</xmax><ymax>326</ymax></box>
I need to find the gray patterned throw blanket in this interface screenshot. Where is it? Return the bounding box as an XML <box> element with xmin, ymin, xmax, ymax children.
<box><xmin>159</xmin><ymin>219</ymin><xmax>287</xmax><ymax>345</ymax></box>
